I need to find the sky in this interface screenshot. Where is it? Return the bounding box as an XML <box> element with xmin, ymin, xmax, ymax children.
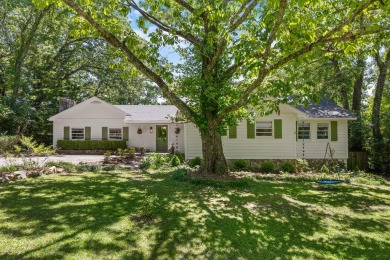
<box><xmin>128</xmin><ymin>11</ymin><xmax>184</xmax><ymax>65</ymax></box>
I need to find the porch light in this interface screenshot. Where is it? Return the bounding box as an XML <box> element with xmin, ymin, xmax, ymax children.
<box><xmin>150</xmin><ymin>126</ymin><xmax>153</xmax><ymax>133</ymax></box>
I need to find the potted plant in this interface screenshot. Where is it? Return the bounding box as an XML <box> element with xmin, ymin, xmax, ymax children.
<box><xmin>175</xmin><ymin>127</ymin><xmax>180</xmax><ymax>134</ymax></box>
<box><xmin>137</xmin><ymin>127</ymin><xmax>142</xmax><ymax>134</ymax></box>
<box><xmin>139</xmin><ymin>145</ymin><xmax>146</xmax><ymax>155</ymax></box>
<box><xmin>168</xmin><ymin>143</ymin><xmax>175</xmax><ymax>154</ymax></box>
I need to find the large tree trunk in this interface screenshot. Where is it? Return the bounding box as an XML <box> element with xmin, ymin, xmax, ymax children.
<box><xmin>372</xmin><ymin>49</ymin><xmax>390</xmax><ymax>141</ymax></box>
<box><xmin>331</xmin><ymin>57</ymin><xmax>350</xmax><ymax>110</ymax></box>
<box><xmin>352</xmin><ymin>59</ymin><xmax>365</xmax><ymax>112</ymax></box>
<box><xmin>199</xmin><ymin>124</ymin><xmax>228</xmax><ymax>175</ymax></box>
<box><xmin>349</xmin><ymin>58</ymin><xmax>365</xmax><ymax>151</ymax></box>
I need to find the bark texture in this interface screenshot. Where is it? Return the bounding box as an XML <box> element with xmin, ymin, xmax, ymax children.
<box><xmin>372</xmin><ymin>49</ymin><xmax>390</xmax><ymax>141</ymax></box>
<box><xmin>352</xmin><ymin>59</ymin><xmax>365</xmax><ymax>112</ymax></box>
<box><xmin>199</xmin><ymin>125</ymin><xmax>228</xmax><ymax>175</ymax></box>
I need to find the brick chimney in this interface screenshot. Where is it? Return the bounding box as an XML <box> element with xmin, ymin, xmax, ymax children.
<box><xmin>59</xmin><ymin>98</ymin><xmax>76</xmax><ymax>112</ymax></box>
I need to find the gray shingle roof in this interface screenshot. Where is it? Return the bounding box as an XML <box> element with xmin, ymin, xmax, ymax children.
<box><xmin>114</xmin><ymin>105</ymin><xmax>178</xmax><ymax>122</ymax></box>
<box><xmin>295</xmin><ymin>98</ymin><xmax>356</xmax><ymax>118</ymax></box>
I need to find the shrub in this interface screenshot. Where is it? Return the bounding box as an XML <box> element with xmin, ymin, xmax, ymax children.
<box><xmin>0</xmin><ymin>165</ymin><xmax>20</xmax><ymax>173</ymax></box>
<box><xmin>139</xmin><ymin>194</ymin><xmax>159</xmax><ymax>217</ymax></box>
<box><xmin>103</xmin><ymin>151</ymin><xmax>111</xmax><ymax>163</ymax></box>
<box><xmin>0</xmin><ymin>135</ymin><xmax>19</xmax><ymax>153</ymax></box>
<box><xmin>188</xmin><ymin>156</ymin><xmax>202</xmax><ymax>167</ymax></box>
<box><xmin>139</xmin><ymin>159</ymin><xmax>151</xmax><ymax>170</ymax></box>
<box><xmin>281</xmin><ymin>161</ymin><xmax>296</xmax><ymax>173</ymax></box>
<box><xmin>174</xmin><ymin>153</ymin><xmax>185</xmax><ymax>163</ymax></box>
<box><xmin>126</xmin><ymin>148</ymin><xmax>136</xmax><ymax>160</ymax></box>
<box><xmin>117</xmin><ymin>148</ymin><xmax>125</xmax><ymax>156</ymax></box>
<box><xmin>57</xmin><ymin>140</ymin><xmax>127</xmax><ymax>150</ymax></box>
<box><xmin>15</xmin><ymin>136</ymin><xmax>55</xmax><ymax>156</ymax></box>
<box><xmin>320</xmin><ymin>164</ymin><xmax>330</xmax><ymax>174</ymax></box>
<box><xmin>75</xmin><ymin>164</ymin><xmax>101</xmax><ymax>172</ymax></box>
<box><xmin>296</xmin><ymin>159</ymin><xmax>309</xmax><ymax>172</ymax></box>
<box><xmin>260</xmin><ymin>161</ymin><xmax>275</xmax><ymax>173</ymax></box>
<box><xmin>45</xmin><ymin>161</ymin><xmax>75</xmax><ymax>172</ymax></box>
<box><xmin>102</xmin><ymin>165</ymin><xmax>118</xmax><ymax>171</ymax></box>
<box><xmin>171</xmin><ymin>168</ymin><xmax>189</xmax><ymax>181</ymax></box>
<box><xmin>233</xmin><ymin>160</ymin><xmax>249</xmax><ymax>171</ymax></box>
<box><xmin>170</xmin><ymin>154</ymin><xmax>181</xmax><ymax>167</ymax></box>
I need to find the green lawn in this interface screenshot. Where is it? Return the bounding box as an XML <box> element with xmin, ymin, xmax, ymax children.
<box><xmin>0</xmin><ymin>170</ymin><xmax>389</xmax><ymax>259</ymax></box>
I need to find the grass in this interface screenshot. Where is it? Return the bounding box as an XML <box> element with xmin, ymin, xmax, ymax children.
<box><xmin>0</xmin><ymin>170</ymin><xmax>389</xmax><ymax>259</ymax></box>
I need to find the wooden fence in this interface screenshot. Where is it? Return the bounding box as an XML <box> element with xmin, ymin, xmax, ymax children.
<box><xmin>347</xmin><ymin>151</ymin><xmax>368</xmax><ymax>171</ymax></box>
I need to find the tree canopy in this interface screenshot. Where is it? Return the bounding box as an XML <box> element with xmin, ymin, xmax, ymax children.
<box><xmin>30</xmin><ymin>0</ymin><xmax>390</xmax><ymax>174</ymax></box>
<box><xmin>0</xmin><ymin>0</ymin><xmax>160</xmax><ymax>140</ymax></box>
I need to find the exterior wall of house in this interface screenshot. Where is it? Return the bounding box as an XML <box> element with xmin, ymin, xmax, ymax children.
<box><xmin>185</xmin><ymin>108</ymin><xmax>298</xmax><ymax>159</ymax></box>
<box><xmin>52</xmin><ymin>100</ymin><xmax>127</xmax><ymax>147</ymax></box>
<box><xmin>295</xmin><ymin>119</ymin><xmax>349</xmax><ymax>160</ymax></box>
<box><xmin>125</xmin><ymin>123</ymin><xmax>184</xmax><ymax>153</ymax></box>
<box><xmin>52</xmin><ymin>118</ymin><xmax>127</xmax><ymax>146</ymax></box>
<box><xmin>184</xmin><ymin>111</ymin><xmax>350</xmax><ymax>160</ymax></box>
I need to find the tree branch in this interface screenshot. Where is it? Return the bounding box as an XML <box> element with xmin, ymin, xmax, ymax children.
<box><xmin>229</xmin><ymin>0</ymin><xmax>258</xmax><ymax>32</ymax></box>
<box><xmin>173</xmin><ymin>0</ymin><xmax>194</xmax><ymax>13</ymax></box>
<box><xmin>126</xmin><ymin>0</ymin><xmax>201</xmax><ymax>46</ymax></box>
<box><xmin>205</xmin><ymin>0</ymin><xmax>258</xmax><ymax>73</ymax></box>
<box><xmin>269</xmin><ymin>0</ymin><xmax>378</xmax><ymax>72</ymax></box>
<box><xmin>325</xmin><ymin>26</ymin><xmax>390</xmax><ymax>42</ymax></box>
<box><xmin>61</xmin><ymin>0</ymin><xmax>198</xmax><ymax>124</ymax></box>
<box><xmin>223</xmin><ymin>0</ymin><xmax>379</xmax><ymax>116</ymax></box>
<box><xmin>262</xmin><ymin>0</ymin><xmax>287</xmax><ymax>64</ymax></box>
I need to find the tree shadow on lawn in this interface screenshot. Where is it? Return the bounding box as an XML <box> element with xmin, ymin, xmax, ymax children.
<box><xmin>0</xmin><ymin>171</ymin><xmax>389</xmax><ymax>259</ymax></box>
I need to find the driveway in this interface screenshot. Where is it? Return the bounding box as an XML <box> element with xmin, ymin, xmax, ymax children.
<box><xmin>0</xmin><ymin>154</ymin><xmax>104</xmax><ymax>167</ymax></box>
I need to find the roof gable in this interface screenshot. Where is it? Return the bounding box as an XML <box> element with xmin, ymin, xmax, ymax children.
<box><xmin>49</xmin><ymin>96</ymin><xmax>126</xmax><ymax>121</ymax></box>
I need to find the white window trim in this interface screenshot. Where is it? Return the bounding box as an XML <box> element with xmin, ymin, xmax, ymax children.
<box><xmin>256</xmin><ymin>121</ymin><xmax>273</xmax><ymax>137</ymax></box>
<box><xmin>317</xmin><ymin>123</ymin><xmax>329</xmax><ymax>140</ymax></box>
<box><xmin>71</xmin><ymin>128</ymin><xmax>85</xmax><ymax>140</ymax></box>
<box><xmin>109</xmin><ymin>128</ymin><xmax>122</xmax><ymax>140</ymax></box>
<box><xmin>298</xmin><ymin>122</ymin><xmax>310</xmax><ymax>140</ymax></box>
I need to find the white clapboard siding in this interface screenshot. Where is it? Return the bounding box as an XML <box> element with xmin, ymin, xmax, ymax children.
<box><xmin>51</xmin><ymin>100</ymin><xmax>185</xmax><ymax>152</ymax></box>
<box><xmin>296</xmin><ymin>120</ymin><xmax>349</xmax><ymax>159</ymax></box>
<box><xmin>126</xmin><ymin>123</ymin><xmax>184</xmax><ymax>152</ymax></box>
<box><xmin>185</xmin><ymin>111</ymin><xmax>297</xmax><ymax>159</ymax></box>
<box><xmin>185</xmin><ymin>114</ymin><xmax>350</xmax><ymax>160</ymax></box>
<box><xmin>53</xmin><ymin>119</ymin><xmax>126</xmax><ymax>146</ymax></box>
<box><xmin>54</xmin><ymin>121</ymin><xmax>184</xmax><ymax>152</ymax></box>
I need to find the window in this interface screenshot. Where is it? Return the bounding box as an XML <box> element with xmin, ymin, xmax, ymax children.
<box><xmin>298</xmin><ymin>123</ymin><xmax>310</xmax><ymax>139</ymax></box>
<box><xmin>317</xmin><ymin>123</ymin><xmax>329</xmax><ymax>139</ymax></box>
<box><xmin>71</xmin><ymin>128</ymin><xmax>84</xmax><ymax>139</ymax></box>
<box><xmin>109</xmin><ymin>128</ymin><xmax>122</xmax><ymax>140</ymax></box>
<box><xmin>256</xmin><ymin>121</ymin><xmax>272</xmax><ymax>136</ymax></box>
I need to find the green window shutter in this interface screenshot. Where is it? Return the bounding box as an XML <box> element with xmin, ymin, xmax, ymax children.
<box><xmin>102</xmin><ymin>127</ymin><xmax>108</xmax><ymax>140</ymax></box>
<box><xmin>85</xmin><ymin>127</ymin><xmax>91</xmax><ymax>140</ymax></box>
<box><xmin>296</xmin><ymin>121</ymin><xmax>298</xmax><ymax>141</ymax></box>
<box><xmin>331</xmin><ymin>121</ymin><xmax>338</xmax><ymax>141</ymax></box>
<box><xmin>64</xmin><ymin>127</ymin><xmax>70</xmax><ymax>140</ymax></box>
<box><xmin>247</xmin><ymin>120</ymin><xmax>255</xmax><ymax>139</ymax></box>
<box><xmin>274</xmin><ymin>119</ymin><xmax>282</xmax><ymax>139</ymax></box>
<box><xmin>229</xmin><ymin>125</ymin><xmax>237</xmax><ymax>139</ymax></box>
<box><xmin>123</xmin><ymin>127</ymin><xmax>129</xmax><ymax>141</ymax></box>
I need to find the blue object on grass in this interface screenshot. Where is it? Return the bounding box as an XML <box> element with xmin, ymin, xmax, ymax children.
<box><xmin>316</xmin><ymin>179</ymin><xmax>343</xmax><ymax>185</ymax></box>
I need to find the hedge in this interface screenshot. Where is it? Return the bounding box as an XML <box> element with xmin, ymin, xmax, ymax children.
<box><xmin>57</xmin><ymin>140</ymin><xmax>127</xmax><ymax>150</ymax></box>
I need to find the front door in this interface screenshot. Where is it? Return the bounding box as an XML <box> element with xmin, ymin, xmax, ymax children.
<box><xmin>156</xmin><ymin>125</ymin><xmax>168</xmax><ymax>152</ymax></box>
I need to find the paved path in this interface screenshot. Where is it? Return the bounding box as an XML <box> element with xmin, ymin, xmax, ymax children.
<box><xmin>0</xmin><ymin>154</ymin><xmax>104</xmax><ymax>167</ymax></box>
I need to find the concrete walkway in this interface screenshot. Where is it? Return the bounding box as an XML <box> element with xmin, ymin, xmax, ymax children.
<box><xmin>0</xmin><ymin>154</ymin><xmax>104</xmax><ymax>167</ymax></box>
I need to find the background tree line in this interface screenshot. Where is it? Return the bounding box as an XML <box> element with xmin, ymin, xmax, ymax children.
<box><xmin>0</xmin><ymin>0</ymin><xmax>161</xmax><ymax>142</ymax></box>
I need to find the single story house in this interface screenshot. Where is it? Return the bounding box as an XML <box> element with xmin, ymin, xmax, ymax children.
<box><xmin>49</xmin><ymin>96</ymin><xmax>356</xmax><ymax>162</ymax></box>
